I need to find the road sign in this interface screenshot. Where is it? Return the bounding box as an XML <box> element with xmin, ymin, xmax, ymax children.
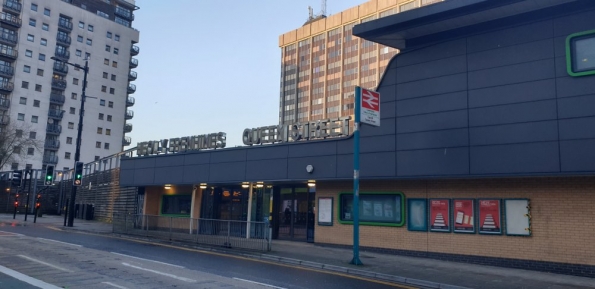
<box><xmin>360</xmin><ymin>87</ymin><xmax>380</xmax><ymax>127</ymax></box>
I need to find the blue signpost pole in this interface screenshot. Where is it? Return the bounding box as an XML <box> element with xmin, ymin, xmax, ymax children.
<box><xmin>351</xmin><ymin>86</ymin><xmax>363</xmax><ymax>265</ymax></box>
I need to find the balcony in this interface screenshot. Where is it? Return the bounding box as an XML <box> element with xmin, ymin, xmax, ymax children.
<box><xmin>122</xmin><ymin>136</ymin><xmax>132</xmax><ymax>146</ymax></box>
<box><xmin>43</xmin><ymin>155</ymin><xmax>59</xmax><ymax>165</ymax></box>
<box><xmin>126</xmin><ymin>96</ymin><xmax>135</xmax><ymax>107</ymax></box>
<box><xmin>54</xmin><ymin>49</ymin><xmax>70</xmax><ymax>61</ymax></box>
<box><xmin>56</xmin><ymin>34</ymin><xmax>71</xmax><ymax>46</ymax></box>
<box><xmin>0</xmin><ymin>64</ymin><xmax>13</xmax><ymax>77</ymax></box>
<box><xmin>130</xmin><ymin>44</ymin><xmax>139</xmax><ymax>56</ymax></box>
<box><xmin>124</xmin><ymin>123</ymin><xmax>133</xmax><ymax>133</ymax></box>
<box><xmin>128</xmin><ymin>70</ymin><xmax>137</xmax><ymax>81</ymax></box>
<box><xmin>0</xmin><ymin>97</ymin><xmax>8</xmax><ymax>110</ymax></box>
<box><xmin>46</xmin><ymin>124</ymin><xmax>62</xmax><ymax>135</ymax></box>
<box><xmin>0</xmin><ymin>46</ymin><xmax>17</xmax><ymax>59</ymax></box>
<box><xmin>3</xmin><ymin>0</ymin><xmax>21</xmax><ymax>13</ymax></box>
<box><xmin>0</xmin><ymin>114</ymin><xmax>8</xmax><ymax>125</ymax></box>
<box><xmin>51</xmin><ymin>79</ymin><xmax>67</xmax><ymax>90</ymax></box>
<box><xmin>0</xmin><ymin>81</ymin><xmax>13</xmax><ymax>92</ymax></box>
<box><xmin>58</xmin><ymin>19</ymin><xmax>73</xmax><ymax>31</ymax></box>
<box><xmin>50</xmin><ymin>93</ymin><xmax>65</xmax><ymax>105</ymax></box>
<box><xmin>0</xmin><ymin>31</ymin><xmax>18</xmax><ymax>46</ymax></box>
<box><xmin>127</xmin><ymin>83</ymin><xmax>136</xmax><ymax>94</ymax></box>
<box><xmin>47</xmin><ymin>109</ymin><xmax>65</xmax><ymax>120</ymax></box>
<box><xmin>115</xmin><ymin>6</ymin><xmax>134</xmax><ymax>20</ymax></box>
<box><xmin>125</xmin><ymin>110</ymin><xmax>134</xmax><ymax>120</ymax></box>
<box><xmin>44</xmin><ymin>140</ymin><xmax>60</xmax><ymax>150</ymax></box>
<box><xmin>129</xmin><ymin>58</ymin><xmax>138</xmax><ymax>68</ymax></box>
<box><xmin>0</xmin><ymin>11</ymin><xmax>21</xmax><ymax>28</ymax></box>
<box><xmin>53</xmin><ymin>61</ymin><xmax>68</xmax><ymax>75</ymax></box>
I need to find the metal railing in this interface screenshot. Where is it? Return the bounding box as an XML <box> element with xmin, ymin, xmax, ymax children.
<box><xmin>51</xmin><ymin>78</ymin><xmax>67</xmax><ymax>90</ymax></box>
<box><xmin>122</xmin><ymin>136</ymin><xmax>132</xmax><ymax>146</ymax></box>
<box><xmin>56</xmin><ymin>34</ymin><xmax>71</xmax><ymax>46</ymax></box>
<box><xmin>3</xmin><ymin>0</ymin><xmax>21</xmax><ymax>13</ymax></box>
<box><xmin>0</xmin><ymin>11</ymin><xmax>21</xmax><ymax>27</ymax></box>
<box><xmin>113</xmin><ymin>214</ymin><xmax>272</xmax><ymax>252</ymax></box>
<box><xmin>129</xmin><ymin>58</ymin><xmax>138</xmax><ymax>68</ymax></box>
<box><xmin>58</xmin><ymin>19</ymin><xmax>73</xmax><ymax>31</ymax></box>
<box><xmin>130</xmin><ymin>44</ymin><xmax>139</xmax><ymax>55</ymax></box>
<box><xmin>127</xmin><ymin>83</ymin><xmax>136</xmax><ymax>94</ymax></box>
<box><xmin>128</xmin><ymin>70</ymin><xmax>137</xmax><ymax>80</ymax></box>
<box><xmin>126</xmin><ymin>96</ymin><xmax>135</xmax><ymax>107</ymax></box>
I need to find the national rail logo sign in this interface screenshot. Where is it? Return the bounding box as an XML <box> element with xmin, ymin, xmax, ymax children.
<box><xmin>360</xmin><ymin>87</ymin><xmax>380</xmax><ymax>127</ymax></box>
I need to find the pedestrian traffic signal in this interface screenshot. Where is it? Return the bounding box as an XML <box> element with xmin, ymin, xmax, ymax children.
<box><xmin>73</xmin><ymin>161</ymin><xmax>83</xmax><ymax>186</ymax></box>
<box><xmin>36</xmin><ymin>194</ymin><xmax>41</xmax><ymax>208</ymax></box>
<box><xmin>11</xmin><ymin>170</ymin><xmax>22</xmax><ymax>187</ymax></box>
<box><xmin>45</xmin><ymin>165</ymin><xmax>55</xmax><ymax>186</ymax></box>
<box><xmin>14</xmin><ymin>193</ymin><xmax>19</xmax><ymax>207</ymax></box>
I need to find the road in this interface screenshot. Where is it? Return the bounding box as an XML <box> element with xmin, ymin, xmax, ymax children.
<box><xmin>0</xmin><ymin>224</ymin><xmax>415</xmax><ymax>289</ymax></box>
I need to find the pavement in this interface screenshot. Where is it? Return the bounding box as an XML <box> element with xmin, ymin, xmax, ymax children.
<box><xmin>0</xmin><ymin>213</ymin><xmax>593</xmax><ymax>289</ymax></box>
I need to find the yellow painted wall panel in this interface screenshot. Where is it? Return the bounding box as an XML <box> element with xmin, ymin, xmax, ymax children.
<box><xmin>297</xmin><ymin>24</ymin><xmax>311</xmax><ymax>40</ymax></box>
<box><xmin>359</xmin><ymin>0</ymin><xmax>378</xmax><ymax>17</ymax></box>
<box><xmin>311</xmin><ymin>18</ymin><xmax>327</xmax><ymax>35</ymax></box>
<box><xmin>326</xmin><ymin>13</ymin><xmax>342</xmax><ymax>29</ymax></box>
<box><xmin>342</xmin><ymin>6</ymin><xmax>360</xmax><ymax>23</ymax></box>
<box><xmin>378</xmin><ymin>0</ymin><xmax>398</xmax><ymax>10</ymax></box>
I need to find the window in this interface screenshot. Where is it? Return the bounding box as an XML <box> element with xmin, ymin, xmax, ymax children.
<box><xmin>107</xmin><ymin>115</ymin><xmax>112</xmax><ymax>122</ymax></box>
<box><xmin>85</xmin><ymin>52</ymin><xmax>91</xmax><ymax>59</ymax></box>
<box><xmin>567</xmin><ymin>30</ymin><xmax>595</xmax><ymax>77</ymax></box>
<box><xmin>78</xmin><ymin>21</ymin><xmax>84</xmax><ymax>28</ymax></box>
<box><xmin>65</xmin><ymin>152</ymin><xmax>71</xmax><ymax>159</ymax></box>
<box><xmin>31</xmin><ymin>3</ymin><xmax>37</xmax><ymax>11</ymax></box>
<box><xmin>17</xmin><ymin>113</ymin><xmax>24</xmax><ymax>121</ymax></box>
<box><xmin>21</xmin><ymin>81</ymin><xmax>28</xmax><ymax>89</ymax></box>
<box><xmin>11</xmin><ymin>163</ymin><xmax>18</xmax><ymax>170</ymax></box>
<box><xmin>15</xmin><ymin>130</ymin><xmax>22</xmax><ymax>137</ymax></box>
<box><xmin>112</xmin><ymin>61</ymin><xmax>117</xmax><ymax>68</ymax></box>
<box><xmin>25</xmin><ymin>50</ymin><xmax>32</xmax><ymax>57</ymax></box>
<box><xmin>88</xmin><ymin>25</ymin><xmax>94</xmax><ymax>32</ymax></box>
<box><xmin>104</xmin><ymin>143</ymin><xmax>110</xmax><ymax>149</ymax></box>
<box><xmin>19</xmin><ymin>97</ymin><xmax>26</xmax><ymax>104</ymax></box>
<box><xmin>113</xmin><ymin>48</ymin><xmax>119</xmax><ymax>55</ymax></box>
<box><xmin>29</xmin><ymin>132</ymin><xmax>36</xmax><ymax>139</ymax></box>
<box><xmin>97</xmin><ymin>127</ymin><xmax>103</xmax><ymax>134</ymax></box>
<box><xmin>101</xmin><ymin>85</ymin><xmax>106</xmax><ymax>92</ymax></box>
<box><xmin>44</xmin><ymin>8</ymin><xmax>50</xmax><ymax>16</ymax></box>
<box><xmin>103</xmin><ymin>72</ymin><xmax>108</xmax><ymax>78</ymax></box>
<box><xmin>68</xmin><ymin>122</ymin><xmax>74</xmax><ymax>129</ymax></box>
<box><xmin>26</xmin><ymin>164</ymin><xmax>32</xmax><ymax>170</ymax></box>
<box><xmin>31</xmin><ymin>115</ymin><xmax>38</xmax><ymax>123</ymax></box>
<box><xmin>86</xmin><ymin>38</ymin><xmax>92</xmax><ymax>46</ymax></box>
<box><xmin>115</xmin><ymin>34</ymin><xmax>120</xmax><ymax>41</ymax></box>
<box><xmin>106</xmin><ymin>129</ymin><xmax>111</xmax><ymax>135</ymax></box>
<box><xmin>107</xmin><ymin>32</ymin><xmax>112</xmax><ymax>39</ymax></box>
<box><xmin>104</xmin><ymin>58</ymin><xmax>109</xmax><ymax>65</ymax></box>
<box><xmin>99</xmin><ymin>113</ymin><xmax>104</xmax><ymax>120</ymax></box>
<box><xmin>69</xmin><ymin>107</ymin><xmax>75</xmax><ymax>114</ymax></box>
<box><xmin>29</xmin><ymin>19</ymin><xmax>36</xmax><ymax>26</ymax></box>
<box><xmin>71</xmin><ymin>93</ymin><xmax>77</xmax><ymax>99</ymax></box>
<box><xmin>37</xmin><ymin>69</ymin><xmax>43</xmax><ymax>76</ymax></box>
<box><xmin>339</xmin><ymin>192</ymin><xmax>405</xmax><ymax>226</ymax></box>
<box><xmin>27</xmin><ymin>148</ymin><xmax>34</xmax><ymax>155</ymax></box>
<box><xmin>40</xmin><ymin>38</ymin><xmax>47</xmax><ymax>46</ymax></box>
<box><xmin>27</xmin><ymin>34</ymin><xmax>34</xmax><ymax>42</ymax></box>
<box><xmin>94</xmin><ymin>156</ymin><xmax>100</xmax><ymax>161</ymax></box>
<box><xmin>35</xmin><ymin>84</ymin><xmax>42</xmax><ymax>92</ymax></box>
<box><xmin>13</xmin><ymin>147</ymin><xmax>20</xmax><ymax>153</ymax></box>
<box><xmin>108</xmin><ymin>101</ymin><xmax>113</xmax><ymax>108</ymax></box>
<box><xmin>73</xmin><ymin>78</ymin><xmax>79</xmax><ymax>85</ymax></box>
<box><xmin>161</xmin><ymin>195</ymin><xmax>192</xmax><ymax>216</ymax></box>
<box><xmin>97</xmin><ymin>10</ymin><xmax>108</xmax><ymax>18</ymax></box>
<box><xmin>110</xmin><ymin>88</ymin><xmax>114</xmax><ymax>94</ymax></box>
<box><xmin>77</xmin><ymin>35</ymin><xmax>83</xmax><ymax>42</ymax></box>
<box><xmin>100</xmin><ymin>99</ymin><xmax>105</xmax><ymax>106</ymax></box>
<box><xmin>76</xmin><ymin>50</ymin><xmax>82</xmax><ymax>57</ymax></box>
<box><xmin>39</xmin><ymin>54</ymin><xmax>45</xmax><ymax>61</ymax></box>
<box><xmin>42</xmin><ymin>23</ymin><xmax>49</xmax><ymax>31</ymax></box>
<box><xmin>23</xmin><ymin>65</ymin><xmax>30</xmax><ymax>73</ymax></box>
<box><xmin>66</xmin><ymin>137</ymin><xmax>72</xmax><ymax>144</ymax></box>
<box><xmin>105</xmin><ymin>45</ymin><xmax>110</xmax><ymax>52</ymax></box>
<box><xmin>96</xmin><ymin>141</ymin><xmax>101</xmax><ymax>148</ymax></box>
<box><xmin>33</xmin><ymin>100</ymin><xmax>40</xmax><ymax>107</ymax></box>
<box><xmin>111</xmin><ymin>74</ymin><xmax>116</xmax><ymax>81</ymax></box>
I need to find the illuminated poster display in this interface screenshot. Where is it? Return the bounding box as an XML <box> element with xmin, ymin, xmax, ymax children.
<box><xmin>429</xmin><ymin>199</ymin><xmax>450</xmax><ymax>232</ymax></box>
<box><xmin>453</xmin><ymin>199</ymin><xmax>475</xmax><ymax>233</ymax></box>
<box><xmin>479</xmin><ymin>199</ymin><xmax>502</xmax><ymax>234</ymax></box>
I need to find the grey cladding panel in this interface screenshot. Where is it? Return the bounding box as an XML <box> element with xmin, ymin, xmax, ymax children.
<box><xmin>288</xmin><ymin>141</ymin><xmax>337</xmax><ymax>158</ymax></box>
<box><xmin>361</xmin><ymin>152</ymin><xmax>396</xmax><ymax>177</ymax></box>
<box><xmin>209</xmin><ymin>149</ymin><xmax>246</xmax><ymax>163</ymax></box>
<box><xmin>553</xmin><ymin>9</ymin><xmax>595</xmax><ymax>37</ymax></box>
<box><xmin>559</xmin><ymin>117</ymin><xmax>595</xmax><ymax>140</ymax></box>
<box><xmin>209</xmin><ymin>162</ymin><xmax>246</xmax><ymax>183</ymax></box>
<box><xmin>396</xmin><ymin>39</ymin><xmax>466</xmax><ymax>67</ymax></box>
<box><xmin>469</xmin><ymin>80</ymin><xmax>556</xmax><ymax>108</ymax></box>
<box><xmin>467</xmin><ymin>20</ymin><xmax>553</xmax><ymax>53</ymax></box>
<box><xmin>380</xmin><ymin>67</ymin><xmax>397</xmax><ymax>87</ymax></box>
<box><xmin>397</xmin><ymin>110</ymin><xmax>468</xmax><ymax>134</ymax></box>
<box><xmin>382</xmin><ymin>101</ymin><xmax>396</xmax><ymax>119</ymax></box>
<box><xmin>397</xmin><ymin>91</ymin><xmax>467</xmax><ymax>117</ymax></box>
<box><xmin>182</xmin><ymin>164</ymin><xmax>210</xmax><ymax>183</ymax></box>
<box><xmin>246</xmin><ymin>145</ymin><xmax>288</xmax><ymax>161</ymax></box>
<box><xmin>336</xmin><ymin>155</ymin><xmax>353</xmax><ymax>179</ymax></box>
<box><xmin>468</xmin><ymin>59</ymin><xmax>555</xmax><ymax>90</ymax></box>
<box><xmin>556</xmin><ymin>76</ymin><xmax>595</xmax><ymax>99</ymax></box>
<box><xmin>467</xmin><ymin>39</ymin><xmax>554</xmax><ymax>71</ymax></box>
<box><xmin>184</xmin><ymin>153</ymin><xmax>211</xmax><ymax>165</ymax></box>
<box><xmin>154</xmin><ymin>166</ymin><xmax>185</xmax><ymax>185</ymax></box>
<box><xmin>154</xmin><ymin>154</ymin><xmax>185</xmax><ymax>167</ymax></box>
<box><xmin>397</xmin><ymin>128</ymin><xmax>469</xmax><ymax>151</ymax></box>
<box><xmin>360</xmin><ymin>119</ymin><xmax>396</xmax><ymax>137</ymax></box>
<box><xmin>287</xmin><ymin>156</ymin><xmax>337</xmax><ymax>180</ymax></box>
<box><xmin>245</xmin><ymin>159</ymin><xmax>288</xmax><ymax>181</ymax></box>
<box><xmin>360</xmin><ymin>135</ymin><xmax>395</xmax><ymax>153</ymax></box>
<box><xmin>470</xmin><ymin>142</ymin><xmax>560</xmax><ymax>175</ymax></box>
<box><xmin>558</xmin><ymin>95</ymin><xmax>595</xmax><ymax>119</ymax></box>
<box><xmin>134</xmin><ymin>157</ymin><xmax>156</xmax><ymax>169</ymax></box>
<box><xmin>120</xmin><ymin>159</ymin><xmax>135</xmax><ymax>170</ymax></box>
<box><xmin>133</xmin><ymin>168</ymin><xmax>156</xmax><ymax>185</ymax></box>
<box><xmin>469</xmin><ymin>121</ymin><xmax>558</xmax><ymax>146</ymax></box>
<box><xmin>560</xmin><ymin>140</ymin><xmax>595</xmax><ymax>172</ymax></box>
<box><xmin>397</xmin><ymin>147</ymin><xmax>469</xmax><ymax>177</ymax></box>
<box><xmin>396</xmin><ymin>73</ymin><xmax>467</xmax><ymax>100</ymax></box>
<box><xmin>396</xmin><ymin>55</ymin><xmax>467</xmax><ymax>84</ymax></box>
<box><xmin>469</xmin><ymin>100</ymin><xmax>557</xmax><ymax>127</ymax></box>
<box><xmin>377</xmin><ymin>84</ymin><xmax>396</xmax><ymax>103</ymax></box>
<box><xmin>119</xmin><ymin>169</ymin><xmax>135</xmax><ymax>186</ymax></box>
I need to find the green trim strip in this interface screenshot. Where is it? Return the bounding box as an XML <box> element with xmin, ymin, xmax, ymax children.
<box><xmin>566</xmin><ymin>29</ymin><xmax>595</xmax><ymax>77</ymax></box>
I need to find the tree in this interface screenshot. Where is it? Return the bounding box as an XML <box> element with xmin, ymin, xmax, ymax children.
<box><xmin>0</xmin><ymin>121</ymin><xmax>44</xmax><ymax>171</ymax></box>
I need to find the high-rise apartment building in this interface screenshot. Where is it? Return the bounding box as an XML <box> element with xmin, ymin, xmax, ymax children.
<box><xmin>278</xmin><ymin>0</ymin><xmax>442</xmax><ymax>125</ymax></box>
<box><xmin>0</xmin><ymin>0</ymin><xmax>139</xmax><ymax>171</ymax></box>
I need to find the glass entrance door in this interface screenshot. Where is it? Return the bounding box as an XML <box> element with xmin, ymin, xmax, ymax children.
<box><xmin>277</xmin><ymin>186</ymin><xmax>314</xmax><ymax>241</ymax></box>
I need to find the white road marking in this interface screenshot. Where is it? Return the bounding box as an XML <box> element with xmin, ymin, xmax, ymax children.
<box><xmin>101</xmin><ymin>281</ymin><xmax>129</xmax><ymax>289</ymax></box>
<box><xmin>0</xmin><ymin>230</ymin><xmax>24</xmax><ymax>236</ymax></box>
<box><xmin>111</xmin><ymin>252</ymin><xmax>184</xmax><ymax>268</ymax></box>
<box><xmin>18</xmin><ymin>255</ymin><xmax>72</xmax><ymax>272</ymax></box>
<box><xmin>37</xmin><ymin>237</ymin><xmax>83</xmax><ymax>247</ymax></box>
<box><xmin>122</xmin><ymin>262</ymin><xmax>196</xmax><ymax>283</ymax></box>
<box><xmin>0</xmin><ymin>264</ymin><xmax>62</xmax><ymax>289</ymax></box>
<box><xmin>233</xmin><ymin>277</ymin><xmax>287</xmax><ymax>289</ymax></box>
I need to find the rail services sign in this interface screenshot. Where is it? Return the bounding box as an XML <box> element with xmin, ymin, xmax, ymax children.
<box><xmin>360</xmin><ymin>88</ymin><xmax>380</xmax><ymax>127</ymax></box>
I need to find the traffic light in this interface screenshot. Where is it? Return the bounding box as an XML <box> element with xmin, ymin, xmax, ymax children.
<box><xmin>11</xmin><ymin>170</ymin><xmax>22</xmax><ymax>187</ymax></box>
<box><xmin>35</xmin><ymin>194</ymin><xmax>41</xmax><ymax>208</ymax></box>
<box><xmin>73</xmin><ymin>161</ymin><xmax>83</xmax><ymax>186</ymax></box>
<box><xmin>14</xmin><ymin>193</ymin><xmax>19</xmax><ymax>207</ymax></box>
<box><xmin>45</xmin><ymin>165</ymin><xmax>55</xmax><ymax>186</ymax></box>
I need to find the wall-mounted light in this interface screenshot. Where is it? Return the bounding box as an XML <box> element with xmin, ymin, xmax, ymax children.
<box><xmin>256</xmin><ymin>182</ymin><xmax>264</xmax><ymax>188</ymax></box>
<box><xmin>164</xmin><ymin>184</ymin><xmax>172</xmax><ymax>190</ymax></box>
<box><xmin>307</xmin><ymin>180</ymin><xmax>316</xmax><ymax>187</ymax></box>
<box><xmin>199</xmin><ymin>183</ymin><xmax>207</xmax><ymax>189</ymax></box>
<box><xmin>241</xmin><ymin>182</ymin><xmax>250</xmax><ymax>189</ymax></box>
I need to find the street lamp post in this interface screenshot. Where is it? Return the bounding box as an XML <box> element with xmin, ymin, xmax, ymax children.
<box><xmin>51</xmin><ymin>56</ymin><xmax>88</xmax><ymax>227</ymax></box>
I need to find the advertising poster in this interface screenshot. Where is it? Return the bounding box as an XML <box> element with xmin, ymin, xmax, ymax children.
<box><xmin>429</xmin><ymin>199</ymin><xmax>450</xmax><ymax>232</ymax></box>
<box><xmin>479</xmin><ymin>199</ymin><xmax>502</xmax><ymax>234</ymax></box>
<box><xmin>453</xmin><ymin>199</ymin><xmax>475</xmax><ymax>233</ymax></box>
<box><xmin>407</xmin><ymin>199</ymin><xmax>428</xmax><ymax>231</ymax></box>
<box><xmin>317</xmin><ymin>197</ymin><xmax>333</xmax><ymax>226</ymax></box>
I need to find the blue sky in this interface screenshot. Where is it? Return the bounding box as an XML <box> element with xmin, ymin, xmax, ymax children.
<box><xmin>130</xmin><ymin>0</ymin><xmax>365</xmax><ymax>148</ymax></box>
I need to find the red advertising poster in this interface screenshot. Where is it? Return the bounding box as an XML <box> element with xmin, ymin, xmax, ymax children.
<box><xmin>430</xmin><ymin>199</ymin><xmax>450</xmax><ymax>232</ymax></box>
<box><xmin>453</xmin><ymin>199</ymin><xmax>475</xmax><ymax>233</ymax></box>
<box><xmin>479</xmin><ymin>199</ymin><xmax>501</xmax><ymax>234</ymax></box>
